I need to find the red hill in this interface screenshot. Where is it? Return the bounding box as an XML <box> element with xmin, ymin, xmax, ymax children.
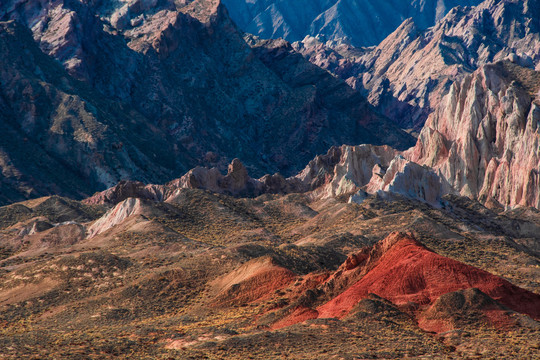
<box><xmin>278</xmin><ymin>232</ymin><xmax>540</xmax><ymax>329</ymax></box>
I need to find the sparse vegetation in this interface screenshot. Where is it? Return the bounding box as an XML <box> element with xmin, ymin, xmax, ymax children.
<box><xmin>0</xmin><ymin>191</ymin><xmax>538</xmax><ymax>359</ymax></box>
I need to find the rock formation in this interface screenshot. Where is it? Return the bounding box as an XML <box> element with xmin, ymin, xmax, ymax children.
<box><xmin>407</xmin><ymin>61</ymin><xmax>540</xmax><ymax>208</ymax></box>
<box><xmin>364</xmin><ymin>156</ymin><xmax>444</xmax><ymax>206</ymax></box>
<box><xmin>351</xmin><ymin>60</ymin><xmax>540</xmax><ymax>209</ymax></box>
<box><xmin>84</xmin><ymin>158</ymin><xmax>290</xmax><ymax>204</ymax></box>
<box><xmin>87</xmin><ymin>198</ymin><xmax>150</xmax><ymax>238</ymax></box>
<box><xmin>294</xmin><ymin>145</ymin><xmax>398</xmax><ymax>199</ymax></box>
<box><xmin>84</xmin><ymin>145</ymin><xmax>399</xmax><ymax>204</ymax></box>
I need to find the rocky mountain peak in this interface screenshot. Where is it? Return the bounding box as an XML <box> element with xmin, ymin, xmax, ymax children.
<box><xmin>227</xmin><ymin>158</ymin><xmax>247</xmax><ymax>177</ymax></box>
<box><xmin>292</xmin><ymin>0</ymin><xmax>540</xmax><ymax>129</ymax></box>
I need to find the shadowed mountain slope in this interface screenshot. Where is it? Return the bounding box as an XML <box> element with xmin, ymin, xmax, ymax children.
<box><xmin>221</xmin><ymin>0</ymin><xmax>482</xmax><ymax>47</ymax></box>
<box><xmin>0</xmin><ymin>0</ymin><xmax>413</xmax><ymax>205</ymax></box>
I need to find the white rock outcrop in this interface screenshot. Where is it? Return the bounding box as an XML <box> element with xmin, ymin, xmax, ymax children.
<box><xmin>87</xmin><ymin>198</ymin><xmax>147</xmax><ymax>238</ymax></box>
<box><xmin>407</xmin><ymin>62</ymin><xmax>540</xmax><ymax>208</ymax></box>
<box><xmin>363</xmin><ymin>155</ymin><xmax>444</xmax><ymax>206</ymax></box>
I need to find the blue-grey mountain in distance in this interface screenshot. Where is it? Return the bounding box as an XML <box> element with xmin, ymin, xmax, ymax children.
<box><xmin>222</xmin><ymin>0</ymin><xmax>483</xmax><ymax>46</ymax></box>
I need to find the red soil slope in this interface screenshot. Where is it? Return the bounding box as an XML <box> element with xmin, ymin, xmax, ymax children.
<box><xmin>317</xmin><ymin>232</ymin><xmax>540</xmax><ymax>320</ymax></box>
<box><xmin>275</xmin><ymin>232</ymin><xmax>540</xmax><ymax>329</ymax></box>
<box><xmin>212</xmin><ymin>256</ymin><xmax>296</xmax><ymax>306</ymax></box>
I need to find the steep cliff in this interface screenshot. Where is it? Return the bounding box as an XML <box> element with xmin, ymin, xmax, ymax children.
<box><xmin>408</xmin><ymin>61</ymin><xmax>540</xmax><ymax>208</ymax></box>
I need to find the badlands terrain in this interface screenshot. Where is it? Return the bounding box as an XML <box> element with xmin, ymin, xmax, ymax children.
<box><xmin>0</xmin><ymin>153</ymin><xmax>539</xmax><ymax>359</ymax></box>
<box><xmin>0</xmin><ymin>0</ymin><xmax>539</xmax><ymax>358</ymax></box>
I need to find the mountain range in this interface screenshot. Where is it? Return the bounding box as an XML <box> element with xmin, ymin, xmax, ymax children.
<box><xmin>295</xmin><ymin>0</ymin><xmax>540</xmax><ymax>129</ymax></box>
<box><xmin>0</xmin><ymin>0</ymin><xmax>539</xmax><ymax>358</ymax></box>
<box><xmin>222</xmin><ymin>0</ymin><xmax>483</xmax><ymax>47</ymax></box>
<box><xmin>0</xmin><ymin>0</ymin><xmax>412</xmax><ymax>205</ymax></box>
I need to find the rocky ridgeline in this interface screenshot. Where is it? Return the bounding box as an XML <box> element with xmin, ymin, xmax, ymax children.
<box><xmin>88</xmin><ymin>59</ymin><xmax>540</xmax><ymax>210</ymax></box>
<box><xmin>294</xmin><ymin>0</ymin><xmax>540</xmax><ymax>129</ymax></box>
<box><xmin>221</xmin><ymin>0</ymin><xmax>482</xmax><ymax>47</ymax></box>
<box><xmin>74</xmin><ymin>149</ymin><xmax>470</xmax><ymax>209</ymax></box>
<box><xmin>84</xmin><ymin>145</ymin><xmax>398</xmax><ymax>204</ymax></box>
